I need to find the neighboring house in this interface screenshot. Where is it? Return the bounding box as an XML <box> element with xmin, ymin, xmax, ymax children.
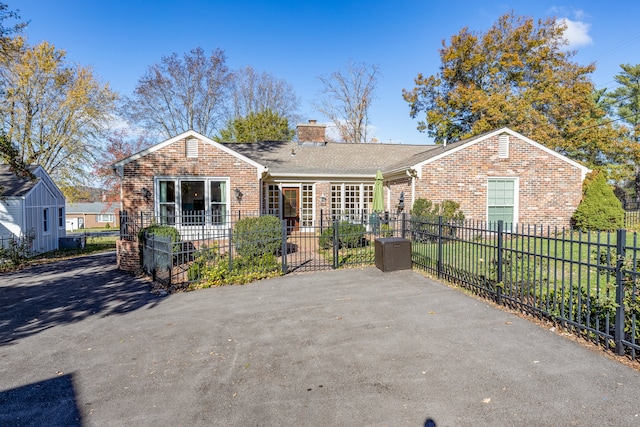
<box><xmin>0</xmin><ymin>165</ymin><xmax>66</xmax><ymax>254</ymax></box>
<box><xmin>65</xmin><ymin>202</ymin><xmax>120</xmax><ymax>230</ymax></box>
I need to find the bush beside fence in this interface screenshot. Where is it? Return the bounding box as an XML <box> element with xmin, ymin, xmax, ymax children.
<box><xmin>120</xmin><ymin>210</ymin><xmax>640</xmax><ymax>363</ymax></box>
<box><xmin>126</xmin><ymin>210</ymin><xmax>402</xmax><ymax>289</ymax></box>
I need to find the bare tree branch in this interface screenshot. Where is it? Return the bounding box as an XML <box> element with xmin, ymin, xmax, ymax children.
<box><xmin>121</xmin><ymin>47</ymin><xmax>231</xmax><ymax>139</ymax></box>
<box><xmin>230</xmin><ymin>65</ymin><xmax>300</xmax><ymax>124</ymax></box>
<box><xmin>316</xmin><ymin>60</ymin><xmax>380</xmax><ymax>143</ymax></box>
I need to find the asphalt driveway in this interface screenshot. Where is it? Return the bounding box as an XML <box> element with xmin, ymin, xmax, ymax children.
<box><xmin>1</xmin><ymin>252</ymin><xmax>640</xmax><ymax>426</ymax></box>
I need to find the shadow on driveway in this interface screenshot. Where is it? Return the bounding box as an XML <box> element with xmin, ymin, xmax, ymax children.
<box><xmin>0</xmin><ymin>252</ymin><xmax>161</xmax><ymax>346</ymax></box>
<box><xmin>0</xmin><ymin>373</ymin><xmax>82</xmax><ymax>426</ymax></box>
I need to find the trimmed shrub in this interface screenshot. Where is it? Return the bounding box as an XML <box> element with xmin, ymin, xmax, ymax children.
<box><xmin>318</xmin><ymin>221</ymin><xmax>366</xmax><ymax>249</ymax></box>
<box><xmin>411</xmin><ymin>198</ymin><xmax>465</xmax><ymax>221</ymax></box>
<box><xmin>339</xmin><ymin>222</ymin><xmax>366</xmax><ymax>248</ymax></box>
<box><xmin>234</xmin><ymin>215</ymin><xmax>281</xmax><ymax>259</ymax></box>
<box><xmin>318</xmin><ymin>227</ymin><xmax>334</xmax><ymax>250</ymax></box>
<box><xmin>138</xmin><ymin>224</ymin><xmax>180</xmax><ymax>244</ymax></box>
<box><xmin>572</xmin><ymin>170</ymin><xmax>624</xmax><ymax>231</ymax></box>
<box><xmin>410</xmin><ymin>198</ymin><xmax>465</xmax><ymax>242</ymax></box>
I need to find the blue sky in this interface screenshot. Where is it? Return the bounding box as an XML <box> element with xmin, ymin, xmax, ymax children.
<box><xmin>13</xmin><ymin>0</ymin><xmax>640</xmax><ymax>145</ymax></box>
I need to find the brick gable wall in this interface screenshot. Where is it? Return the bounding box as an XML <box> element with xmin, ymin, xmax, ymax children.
<box><xmin>415</xmin><ymin>134</ymin><xmax>584</xmax><ymax>228</ymax></box>
<box><xmin>120</xmin><ymin>137</ymin><xmax>260</xmax><ymax>216</ymax></box>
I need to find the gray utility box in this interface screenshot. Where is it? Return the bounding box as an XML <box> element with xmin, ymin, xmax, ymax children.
<box><xmin>375</xmin><ymin>237</ymin><xmax>411</xmax><ymax>272</ymax></box>
<box><xmin>59</xmin><ymin>235</ymin><xmax>86</xmax><ymax>249</ymax></box>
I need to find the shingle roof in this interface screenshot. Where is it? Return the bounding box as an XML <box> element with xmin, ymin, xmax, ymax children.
<box><xmin>66</xmin><ymin>202</ymin><xmax>116</xmax><ymax>214</ymax></box>
<box><xmin>224</xmin><ymin>141</ymin><xmax>436</xmax><ymax>176</ymax></box>
<box><xmin>0</xmin><ymin>165</ymin><xmax>39</xmax><ymax>197</ymax></box>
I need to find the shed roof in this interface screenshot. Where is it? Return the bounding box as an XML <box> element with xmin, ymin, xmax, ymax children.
<box><xmin>0</xmin><ymin>165</ymin><xmax>40</xmax><ymax>197</ymax></box>
<box><xmin>66</xmin><ymin>202</ymin><xmax>117</xmax><ymax>214</ymax></box>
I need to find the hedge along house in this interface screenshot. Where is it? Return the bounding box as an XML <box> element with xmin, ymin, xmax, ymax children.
<box><xmin>0</xmin><ymin>165</ymin><xmax>66</xmax><ymax>254</ymax></box>
<box><xmin>111</xmin><ymin>122</ymin><xmax>589</xmax><ymax>271</ymax></box>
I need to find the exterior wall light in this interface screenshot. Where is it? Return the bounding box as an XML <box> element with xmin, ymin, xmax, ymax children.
<box><xmin>141</xmin><ymin>187</ymin><xmax>152</xmax><ymax>204</ymax></box>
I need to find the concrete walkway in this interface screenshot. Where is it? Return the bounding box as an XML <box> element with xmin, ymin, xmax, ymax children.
<box><xmin>1</xmin><ymin>252</ymin><xmax>639</xmax><ymax>426</ymax></box>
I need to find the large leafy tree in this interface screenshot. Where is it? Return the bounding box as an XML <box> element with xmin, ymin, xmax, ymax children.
<box><xmin>316</xmin><ymin>59</ymin><xmax>380</xmax><ymax>143</ymax></box>
<box><xmin>606</xmin><ymin>64</ymin><xmax>640</xmax><ymax>143</ymax></box>
<box><xmin>0</xmin><ymin>2</ymin><xmax>25</xmax><ymax>74</ymax></box>
<box><xmin>230</xmin><ymin>65</ymin><xmax>300</xmax><ymax>125</ymax></box>
<box><xmin>603</xmin><ymin>64</ymin><xmax>640</xmax><ymax>199</ymax></box>
<box><xmin>217</xmin><ymin>109</ymin><xmax>294</xmax><ymax>142</ymax></box>
<box><xmin>402</xmin><ymin>12</ymin><xmax>625</xmax><ymax>167</ymax></box>
<box><xmin>0</xmin><ymin>39</ymin><xmax>117</xmax><ymax>198</ymax></box>
<box><xmin>0</xmin><ymin>2</ymin><xmax>32</xmax><ymax>191</ymax></box>
<box><xmin>121</xmin><ymin>47</ymin><xmax>231</xmax><ymax>139</ymax></box>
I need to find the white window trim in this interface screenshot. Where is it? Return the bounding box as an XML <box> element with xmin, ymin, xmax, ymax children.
<box><xmin>300</xmin><ymin>183</ymin><xmax>314</xmax><ymax>231</ymax></box>
<box><xmin>330</xmin><ymin>182</ymin><xmax>375</xmax><ymax>222</ymax></box>
<box><xmin>487</xmin><ymin>177</ymin><xmax>519</xmax><ymax>230</ymax></box>
<box><xmin>58</xmin><ymin>207</ymin><xmax>65</xmax><ymax>229</ymax></box>
<box><xmin>96</xmin><ymin>214</ymin><xmax>115</xmax><ymax>223</ymax></box>
<box><xmin>43</xmin><ymin>207</ymin><xmax>50</xmax><ymax>235</ymax></box>
<box><xmin>154</xmin><ymin>176</ymin><xmax>230</xmax><ymax>228</ymax></box>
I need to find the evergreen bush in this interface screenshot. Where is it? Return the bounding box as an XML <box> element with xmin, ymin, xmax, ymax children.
<box><xmin>410</xmin><ymin>198</ymin><xmax>465</xmax><ymax>241</ymax></box>
<box><xmin>318</xmin><ymin>221</ymin><xmax>366</xmax><ymax>249</ymax></box>
<box><xmin>233</xmin><ymin>215</ymin><xmax>281</xmax><ymax>259</ymax></box>
<box><xmin>138</xmin><ymin>224</ymin><xmax>181</xmax><ymax>244</ymax></box>
<box><xmin>572</xmin><ymin>171</ymin><xmax>624</xmax><ymax>231</ymax></box>
<box><xmin>411</xmin><ymin>198</ymin><xmax>465</xmax><ymax>221</ymax></box>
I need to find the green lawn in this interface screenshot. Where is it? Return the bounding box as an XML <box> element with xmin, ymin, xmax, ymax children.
<box><xmin>411</xmin><ymin>229</ymin><xmax>639</xmax><ymax>290</ymax></box>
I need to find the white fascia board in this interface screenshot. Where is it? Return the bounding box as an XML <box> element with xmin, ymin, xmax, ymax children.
<box><xmin>412</xmin><ymin>127</ymin><xmax>591</xmax><ymax>177</ymax></box>
<box><xmin>110</xmin><ymin>130</ymin><xmax>268</xmax><ymax>179</ymax></box>
<box><xmin>20</xmin><ymin>165</ymin><xmax>44</xmax><ymax>200</ymax></box>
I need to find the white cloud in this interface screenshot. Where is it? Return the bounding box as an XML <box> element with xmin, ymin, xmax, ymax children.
<box><xmin>558</xmin><ymin>17</ymin><xmax>593</xmax><ymax>48</ymax></box>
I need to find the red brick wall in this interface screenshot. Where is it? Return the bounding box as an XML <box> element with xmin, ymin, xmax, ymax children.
<box><xmin>297</xmin><ymin>120</ymin><xmax>326</xmax><ymax>143</ymax></box>
<box><xmin>116</xmin><ymin>239</ymin><xmax>140</xmax><ymax>272</ymax></box>
<box><xmin>388</xmin><ymin>177</ymin><xmax>411</xmax><ymax>216</ymax></box>
<box><xmin>315</xmin><ymin>181</ymin><xmax>331</xmax><ymax>220</ymax></box>
<box><xmin>120</xmin><ymin>137</ymin><xmax>260</xmax><ymax>217</ymax></box>
<box><xmin>414</xmin><ymin>134</ymin><xmax>585</xmax><ymax>228</ymax></box>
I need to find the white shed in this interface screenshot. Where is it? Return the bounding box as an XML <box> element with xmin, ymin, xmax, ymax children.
<box><xmin>0</xmin><ymin>165</ymin><xmax>66</xmax><ymax>255</ymax></box>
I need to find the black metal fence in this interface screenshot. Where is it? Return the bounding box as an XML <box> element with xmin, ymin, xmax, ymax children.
<box><xmin>121</xmin><ymin>210</ymin><xmax>640</xmax><ymax>363</ymax></box>
<box><xmin>625</xmin><ymin>210</ymin><xmax>640</xmax><ymax>228</ymax></box>
<box><xmin>121</xmin><ymin>210</ymin><xmax>402</xmax><ymax>287</ymax></box>
<box><xmin>409</xmin><ymin>216</ymin><xmax>640</xmax><ymax>363</ymax></box>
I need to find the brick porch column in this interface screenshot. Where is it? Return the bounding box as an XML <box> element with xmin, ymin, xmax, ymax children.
<box><xmin>116</xmin><ymin>239</ymin><xmax>141</xmax><ymax>273</ymax></box>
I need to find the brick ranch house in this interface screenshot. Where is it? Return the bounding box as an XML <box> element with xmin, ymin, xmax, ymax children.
<box><xmin>111</xmin><ymin>121</ymin><xmax>590</xmax><ymax>271</ymax></box>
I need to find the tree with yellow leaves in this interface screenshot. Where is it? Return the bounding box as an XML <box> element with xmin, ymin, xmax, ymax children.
<box><xmin>402</xmin><ymin>11</ymin><xmax>629</xmax><ymax>169</ymax></box>
<box><xmin>0</xmin><ymin>38</ymin><xmax>117</xmax><ymax>199</ymax></box>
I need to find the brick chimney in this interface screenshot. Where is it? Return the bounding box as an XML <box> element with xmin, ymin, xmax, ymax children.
<box><xmin>297</xmin><ymin>119</ymin><xmax>326</xmax><ymax>144</ymax></box>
